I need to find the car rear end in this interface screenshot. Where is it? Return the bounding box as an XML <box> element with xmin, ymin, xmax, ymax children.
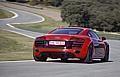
<box><xmin>33</xmin><ymin>28</ymin><xmax>91</xmax><ymax>61</ymax></box>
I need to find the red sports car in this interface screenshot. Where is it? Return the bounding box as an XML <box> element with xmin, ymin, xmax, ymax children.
<box><xmin>33</xmin><ymin>27</ymin><xmax>109</xmax><ymax>63</ymax></box>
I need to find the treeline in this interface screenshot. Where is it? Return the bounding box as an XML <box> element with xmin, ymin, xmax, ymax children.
<box><xmin>61</xmin><ymin>0</ymin><xmax>120</xmax><ymax>32</ymax></box>
<box><xmin>28</xmin><ymin>0</ymin><xmax>63</xmax><ymax>6</ymax></box>
<box><xmin>13</xmin><ymin>0</ymin><xmax>120</xmax><ymax>32</ymax></box>
<box><xmin>7</xmin><ymin>0</ymin><xmax>63</xmax><ymax>6</ymax></box>
<box><xmin>28</xmin><ymin>0</ymin><xmax>120</xmax><ymax>32</ymax></box>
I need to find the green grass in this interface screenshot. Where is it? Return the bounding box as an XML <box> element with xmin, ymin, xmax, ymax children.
<box><xmin>0</xmin><ymin>9</ymin><xmax>14</xmax><ymax>19</ymax></box>
<box><xmin>0</xmin><ymin>29</ymin><xmax>33</xmax><ymax>61</ymax></box>
<box><xmin>97</xmin><ymin>32</ymin><xmax>120</xmax><ymax>40</ymax></box>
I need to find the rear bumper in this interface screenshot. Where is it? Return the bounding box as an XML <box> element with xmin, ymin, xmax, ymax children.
<box><xmin>33</xmin><ymin>47</ymin><xmax>82</xmax><ymax>59</ymax></box>
<box><xmin>33</xmin><ymin>36</ymin><xmax>92</xmax><ymax>59</ymax></box>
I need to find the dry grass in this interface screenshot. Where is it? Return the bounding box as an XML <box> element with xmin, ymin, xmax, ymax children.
<box><xmin>0</xmin><ymin>9</ymin><xmax>14</xmax><ymax>19</ymax></box>
<box><xmin>0</xmin><ymin>29</ymin><xmax>34</xmax><ymax>61</ymax></box>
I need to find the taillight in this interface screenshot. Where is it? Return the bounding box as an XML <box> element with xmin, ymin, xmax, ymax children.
<box><xmin>65</xmin><ymin>38</ymin><xmax>84</xmax><ymax>48</ymax></box>
<box><xmin>72</xmin><ymin>41</ymin><xmax>83</xmax><ymax>47</ymax></box>
<box><xmin>36</xmin><ymin>36</ymin><xmax>46</xmax><ymax>40</ymax></box>
<box><xmin>65</xmin><ymin>41</ymin><xmax>73</xmax><ymax>49</ymax></box>
<box><xmin>34</xmin><ymin>36</ymin><xmax>47</xmax><ymax>47</ymax></box>
<box><xmin>70</xmin><ymin>38</ymin><xmax>84</xmax><ymax>43</ymax></box>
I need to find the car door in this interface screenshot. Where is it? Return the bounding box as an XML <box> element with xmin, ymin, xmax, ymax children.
<box><xmin>88</xmin><ymin>30</ymin><xmax>105</xmax><ymax>58</ymax></box>
<box><xmin>88</xmin><ymin>30</ymin><xmax>100</xmax><ymax>47</ymax></box>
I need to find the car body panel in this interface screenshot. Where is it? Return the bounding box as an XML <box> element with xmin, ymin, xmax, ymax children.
<box><xmin>33</xmin><ymin>27</ymin><xmax>109</xmax><ymax>61</ymax></box>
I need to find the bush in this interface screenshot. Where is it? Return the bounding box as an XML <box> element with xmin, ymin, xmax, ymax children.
<box><xmin>61</xmin><ymin>0</ymin><xmax>120</xmax><ymax>32</ymax></box>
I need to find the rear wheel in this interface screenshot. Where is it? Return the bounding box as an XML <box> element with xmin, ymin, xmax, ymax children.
<box><xmin>61</xmin><ymin>58</ymin><xmax>68</xmax><ymax>62</ymax></box>
<box><xmin>33</xmin><ymin>56</ymin><xmax>47</xmax><ymax>62</ymax></box>
<box><xmin>101</xmin><ymin>44</ymin><xmax>109</xmax><ymax>62</ymax></box>
<box><xmin>82</xmin><ymin>43</ymin><xmax>94</xmax><ymax>63</ymax></box>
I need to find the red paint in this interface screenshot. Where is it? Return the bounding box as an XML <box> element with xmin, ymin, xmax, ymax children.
<box><xmin>33</xmin><ymin>27</ymin><xmax>108</xmax><ymax>60</ymax></box>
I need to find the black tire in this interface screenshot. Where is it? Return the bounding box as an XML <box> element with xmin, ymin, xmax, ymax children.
<box><xmin>82</xmin><ymin>43</ymin><xmax>94</xmax><ymax>63</ymax></box>
<box><xmin>33</xmin><ymin>56</ymin><xmax>47</xmax><ymax>62</ymax></box>
<box><xmin>61</xmin><ymin>58</ymin><xmax>68</xmax><ymax>62</ymax></box>
<box><xmin>101</xmin><ymin>44</ymin><xmax>109</xmax><ymax>62</ymax></box>
<box><xmin>33</xmin><ymin>56</ymin><xmax>40</xmax><ymax>61</ymax></box>
<box><xmin>61</xmin><ymin>53</ymin><xmax>68</xmax><ymax>62</ymax></box>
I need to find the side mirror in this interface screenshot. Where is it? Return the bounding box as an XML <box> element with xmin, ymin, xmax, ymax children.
<box><xmin>101</xmin><ymin>37</ymin><xmax>106</xmax><ymax>41</ymax></box>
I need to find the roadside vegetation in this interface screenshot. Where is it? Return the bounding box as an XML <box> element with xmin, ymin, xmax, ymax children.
<box><xmin>10</xmin><ymin>0</ymin><xmax>120</xmax><ymax>32</ymax></box>
<box><xmin>28</xmin><ymin>0</ymin><xmax>63</xmax><ymax>7</ymax></box>
<box><xmin>98</xmin><ymin>32</ymin><xmax>120</xmax><ymax>40</ymax></box>
<box><xmin>28</xmin><ymin>0</ymin><xmax>120</xmax><ymax>32</ymax></box>
<box><xmin>61</xmin><ymin>0</ymin><xmax>120</xmax><ymax>32</ymax></box>
<box><xmin>0</xmin><ymin>29</ymin><xmax>33</xmax><ymax>61</ymax></box>
<box><xmin>0</xmin><ymin>9</ymin><xmax>14</xmax><ymax>19</ymax></box>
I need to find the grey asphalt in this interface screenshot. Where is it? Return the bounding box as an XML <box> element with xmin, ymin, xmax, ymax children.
<box><xmin>0</xmin><ymin>2</ymin><xmax>120</xmax><ymax>77</ymax></box>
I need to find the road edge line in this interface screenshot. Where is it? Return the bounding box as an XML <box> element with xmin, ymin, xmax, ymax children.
<box><xmin>0</xmin><ymin>10</ymin><xmax>18</xmax><ymax>20</ymax></box>
<box><xmin>0</xmin><ymin>60</ymin><xmax>34</xmax><ymax>63</ymax></box>
<box><xmin>6</xmin><ymin>24</ymin><xmax>35</xmax><ymax>39</ymax></box>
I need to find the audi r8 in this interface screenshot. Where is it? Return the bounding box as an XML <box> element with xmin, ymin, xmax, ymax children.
<box><xmin>33</xmin><ymin>27</ymin><xmax>109</xmax><ymax>63</ymax></box>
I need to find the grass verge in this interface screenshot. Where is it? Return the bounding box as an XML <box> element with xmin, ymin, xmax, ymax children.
<box><xmin>0</xmin><ymin>29</ymin><xmax>33</xmax><ymax>61</ymax></box>
<box><xmin>0</xmin><ymin>9</ymin><xmax>14</xmax><ymax>19</ymax></box>
<box><xmin>98</xmin><ymin>32</ymin><xmax>120</xmax><ymax>40</ymax></box>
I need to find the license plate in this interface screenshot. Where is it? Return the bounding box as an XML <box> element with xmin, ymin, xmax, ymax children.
<box><xmin>49</xmin><ymin>41</ymin><xmax>65</xmax><ymax>45</ymax></box>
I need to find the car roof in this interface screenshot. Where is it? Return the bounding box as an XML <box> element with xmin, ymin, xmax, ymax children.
<box><xmin>56</xmin><ymin>27</ymin><xmax>91</xmax><ymax>35</ymax></box>
<box><xmin>59</xmin><ymin>27</ymin><xmax>91</xmax><ymax>31</ymax></box>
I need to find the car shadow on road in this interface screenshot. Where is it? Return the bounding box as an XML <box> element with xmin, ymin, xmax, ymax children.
<box><xmin>47</xmin><ymin>60</ymin><xmax>113</xmax><ymax>64</ymax></box>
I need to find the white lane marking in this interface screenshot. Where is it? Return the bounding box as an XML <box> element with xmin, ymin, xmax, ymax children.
<box><xmin>4</xmin><ymin>8</ymin><xmax>46</xmax><ymax>39</ymax></box>
<box><xmin>14</xmin><ymin>9</ymin><xmax>45</xmax><ymax>24</ymax></box>
<box><xmin>0</xmin><ymin>8</ymin><xmax>45</xmax><ymax>23</ymax></box>
<box><xmin>0</xmin><ymin>60</ymin><xmax>34</xmax><ymax>63</ymax></box>
<box><xmin>6</xmin><ymin>24</ymin><xmax>45</xmax><ymax>39</ymax></box>
<box><xmin>4</xmin><ymin>9</ymin><xmax>45</xmax><ymax>39</ymax></box>
<box><xmin>7</xmin><ymin>23</ymin><xmax>15</xmax><ymax>28</ymax></box>
<box><xmin>7</xmin><ymin>8</ymin><xmax>45</xmax><ymax>24</ymax></box>
<box><xmin>9</xmin><ymin>10</ymin><xmax>18</xmax><ymax>19</ymax></box>
<box><xmin>10</xmin><ymin>14</ymin><xmax>45</xmax><ymax>24</ymax></box>
<box><xmin>0</xmin><ymin>10</ymin><xmax>18</xmax><ymax>20</ymax></box>
<box><xmin>6</xmin><ymin>29</ymin><xmax>35</xmax><ymax>39</ymax></box>
<box><xmin>0</xmin><ymin>58</ymin><xmax>59</xmax><ymax>63</ymax></box>
<box><xmin>4</xmin><ymin>28</ymin><xmax>35</xmax><ymax>39</ymax></box>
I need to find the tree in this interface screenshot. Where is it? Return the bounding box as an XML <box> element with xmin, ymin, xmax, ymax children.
<box><xmin>37</xmin><ymin>0</ymin><xmax>63</xmax><ymax>6</ymax></box>
<box><xmin>29</xmin><ymin>0</ymin><xmax>39</xmax><ymax>5</ymax></box>
<box><xmin>61</xmin><ymin>0</ymin><xmax>120</xmax><ymax>32</ymax></box>
<box><xmin>61</xmin><ymin>0</ymin><xmax>92</xmax><ymax>27</ymax></box>
<box><xmin>51</xmin><ymin>0</ymin><xmax>63</xmax><ymax>7</ymax></box>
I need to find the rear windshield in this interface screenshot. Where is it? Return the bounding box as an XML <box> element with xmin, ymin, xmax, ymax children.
<box><xmin>51</xmin><ymin>28</ymin><xmax>83</xmax><ymax>35</ymax></box>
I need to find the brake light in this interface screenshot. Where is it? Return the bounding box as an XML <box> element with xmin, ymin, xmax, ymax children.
<box><xmin>36</xmin><ymin>36</ymin><xmax>46</xmax><ymax>40</ymax></box>
<box><xmin>35</xmin><ymin>36</ymin><xmax>47</xmax><ymax>47</ymax></box>
<box><xmin>65</xmin><ymin>41</ymin><xmax>73</xmax><ymax>49</ymax></box>
<box><xmin>70</xmin><ymin>38</ymin><xmax>84</xmax><ymax>43</ymax></box>
<box><xmin>65</xmin><ymin>38</ymin><xmax>84</xmax><ymax>49</ymax></box>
